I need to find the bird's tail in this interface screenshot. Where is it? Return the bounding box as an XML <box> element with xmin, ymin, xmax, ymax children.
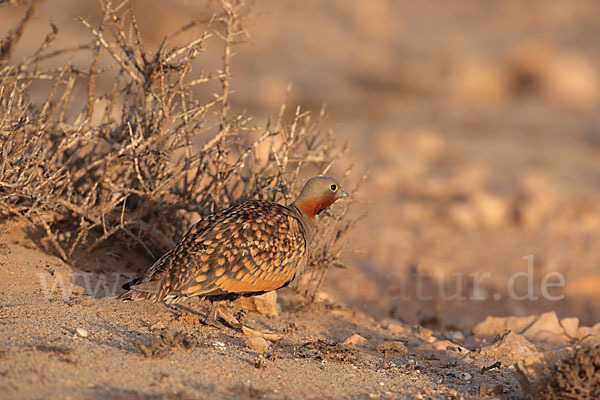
<box><xmin>121</xmin><ymin>277</ymin><xmax>140</xmax><ymax>291</ymax></box>
<box><xmin>117</xmin><ymin>279</ymin><xmax>159</xmax><ymax>301</ymax></box>
<box><xmin>116</xmin><ymin>290</ymin><xmax>136</xmax><ymax>301</ymax></box>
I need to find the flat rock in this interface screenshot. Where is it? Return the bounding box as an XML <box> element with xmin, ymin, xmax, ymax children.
<box><xmin>478</xmin><ymin>331</ymin><xmax>537</xmax><ymax>360</ymax></box>
<box><xmin>521</xmin><ymin>311</ymin><xmax>568</xmax><ymax>345</ymax></box>
<box><xmin>576</xmin><ymin>326</ymin><xmax>600</xmax><ymax>346</ymax></box>
<box><xmin>560</xmin><ymin>317</ymin><xmax>579</xmax><ymax>338</ymax></box>
<box><xmin>475</xmin><ymin>313</ymin><xmax>600</xmax><ymax>348</ymax></box>
<box><xmin>577</xmin><ymin>326</ymin><xmax>594</xmax><ymax>339</ymax></box>
<box><xmin>473</xmin><ymin>315</ymin><xmax>536</xmax><ymax>337</ymax></box>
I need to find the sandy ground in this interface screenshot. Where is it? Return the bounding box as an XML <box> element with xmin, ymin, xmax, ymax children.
<box><xmin>2</xmin><ymin>0</ymin><xmax>600</xmax><ymax>398</ymax></box>
<box><xmin>1</xmin><ymin>241</ymin><xmax>523</xmax><ymax>399</ymax></box>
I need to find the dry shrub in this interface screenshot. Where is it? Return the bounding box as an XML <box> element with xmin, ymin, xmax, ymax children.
<box><xmin>0</xmin><ymin>0</ymin><xmax>363</xmax><ymax>296</ymax></box>
<box><xmin>542</xmin><ymin>345</ymin><xmax>600</xmax><ymax>399</ymax></box>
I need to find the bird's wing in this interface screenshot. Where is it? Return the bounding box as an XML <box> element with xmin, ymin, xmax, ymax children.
<box><xmin>160</xmin><ymin>202</ymin><xmax>308</xmax><ymax>299</ymax></box>
<box><xmin>119</xmin><ymin>206</ymin><xmax>232</xmax><ymax>299</ymax></box>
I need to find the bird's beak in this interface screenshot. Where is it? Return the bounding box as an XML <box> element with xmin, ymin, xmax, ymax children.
<box><xmin>340</xmin><ymin>189</ymin><xmax>349</xmax><ymax>199</ymax></box>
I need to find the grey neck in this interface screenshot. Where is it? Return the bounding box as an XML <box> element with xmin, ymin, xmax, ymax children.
<box><xmin>289</xmin><ymin>204</ymin><xmax>318</xmax><ymax>244</ymax></box>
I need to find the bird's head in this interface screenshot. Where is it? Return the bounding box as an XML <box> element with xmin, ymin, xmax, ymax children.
<box><xmin>292</xmin><ymin>176</ymin><xmax>348</xmax><ymax>219</ymax></box>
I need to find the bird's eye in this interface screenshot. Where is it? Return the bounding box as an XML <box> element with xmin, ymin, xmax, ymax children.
<box><xmin>330</xmin><ymin>184</ymin><xmax>337</xmax><ymax>191</ymax></box>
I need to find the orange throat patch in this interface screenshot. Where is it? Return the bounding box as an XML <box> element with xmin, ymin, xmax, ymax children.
<box><xmin>296</xmin><ymin>197</ymin><xmax>335</xmax><ymax>219</ymax></box>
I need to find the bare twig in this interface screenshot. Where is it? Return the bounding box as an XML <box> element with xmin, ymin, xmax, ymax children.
<box><xmin>0</xmin><ymin>0</ymin><xmax>362</xmax><ymax>300</ymax></box>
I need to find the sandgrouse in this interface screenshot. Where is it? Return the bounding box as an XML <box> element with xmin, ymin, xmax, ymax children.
<box><xmin>118</xmin><ymin>176</ymin><xmax>347</xmax><ymax>327</ymax></box>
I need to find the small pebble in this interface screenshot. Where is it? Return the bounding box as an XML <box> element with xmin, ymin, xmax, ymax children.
<box><xmin>76</xmin><ymin>328</ymin><xmax>88</xmax><ymax>338</ymax></box>
<box><xmin>246</xmin><ymin>337</ymin><xmax>269</xmax><ymax>353</ymax></box>
<box><xmin>459</xmin><ymin>372</ymin><xmax>472</xmax><ymax>381</ymax></box>
<box><xmin>451</xmin><ymin>331</ymin><xmax>465</xmax><ymax>343</ymax></box>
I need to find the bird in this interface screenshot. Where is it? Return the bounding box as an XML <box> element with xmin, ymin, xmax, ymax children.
<box><xmin>118</xmin><ymin>176</ymin><xmax>348</xmax><ymax>328</ymax></box>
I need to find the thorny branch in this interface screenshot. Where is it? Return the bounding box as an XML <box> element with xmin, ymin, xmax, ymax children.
<box><xmin>0</xmin><ymin>0</ymin><xmax>364</xmax><ymax>297</ymax></box>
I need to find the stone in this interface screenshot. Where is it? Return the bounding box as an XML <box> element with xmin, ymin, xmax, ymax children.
<box><xmin>576</xmin><ymin>326</ymin><xmax>594</xmax><ymax>339</ymax></box>
<box><xmin>75</xmin><ymin>328</ymin><xmax>88</xmax><ymax>338</ymax></box>
<box><xmin>473</xmin><ymin>315</ymin><xmax>536</xmax><ymax>337</ymax></box>
<box><xmin>236</xmin><ymin>291</ymin><xmax>280</xmax><ymax>317</ymax></box>
<box><xmin>252</xmin><ymin>291</ymin><xmax>280</xmax><ymax>317</ymax></box>
<box><xmin>521</xmin><ymin>311</ymin><xmax>568</xmax><ymax>345</ymax></box>
<box><xmin>478</xmin><ymin>331</ymin><xmax>537</xmax><ymax>360</ymax></box>
<box><xmin>432</xmin><ymin>340</ymin><xmax>469</xmax><ymax>353</ymax></box>
<box><xmin>473</xmin><ymin>313</ymin><xmax>597</xmax><ymax>346</ymax></box>
<box><xmin>342</xmin><ymin>334</ymin><xmax>368</xmax><ymax>347</ymax></box>
<box><xmin>560</xmin><ymin>317</ymin><xmax>579</xmax><ymax>338</ymax></box>
<box><xmin>241</xmin><ymin>326</ymin><xmax>282</xmax><ymax>342</ymax></box>
<box><xmin>451</xmin><ymin>331</ymin><xmax>465</xmax><ymax>343</ymax></box>
<box><xmin>245</xmin><ymin>337</ymin><xmax>269</xmax><ymax>353</ymax></box>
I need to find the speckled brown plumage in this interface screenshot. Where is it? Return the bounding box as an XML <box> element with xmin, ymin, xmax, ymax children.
<box><xmin>118</xmin><ymin>176</ymin><xmax>347</xmax><ymax>326</ymax></box>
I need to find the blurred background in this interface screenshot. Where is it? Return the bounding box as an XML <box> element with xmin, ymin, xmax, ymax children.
<box><xmin>3</xmin><ymin>0</ymin><xmax>600</xmax><ymax>330</ymax></box>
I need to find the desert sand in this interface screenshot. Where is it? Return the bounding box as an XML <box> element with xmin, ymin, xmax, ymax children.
<box><xmin>2</xmin><ymin>1</ymin><xmax>600</xmax><ymax>399</ymax></box>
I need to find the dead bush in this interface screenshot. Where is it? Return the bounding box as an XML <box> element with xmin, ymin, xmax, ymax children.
<box><xmin>542</xmin><ymin>345</ymin><xmax>600</xmax><ymax>399</ymax></box>
<box><xmin>0</xmin><ymin>0</ymin><xmax>363</xmax><ymax>297</ymax></box>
